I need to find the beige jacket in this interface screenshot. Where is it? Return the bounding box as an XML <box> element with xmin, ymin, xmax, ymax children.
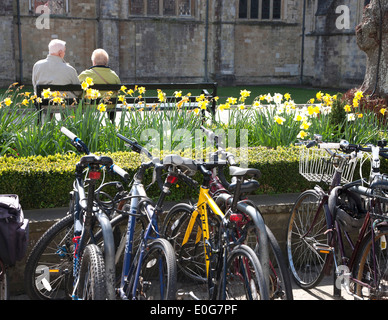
<box><xmin>32</xmin><ymin>55</ymin><xmax>80</xmax><ymax>98</ymax></box>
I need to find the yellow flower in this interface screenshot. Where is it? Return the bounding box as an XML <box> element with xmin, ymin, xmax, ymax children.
<box><xmin>308</xmin><ymin>98</ymin><xmax>315</xmax><ymax>104</ymax></box>
<box><xmin>284</xmin><ymin>93</ymin><xmax>291</xmax><ymax>101</ymax></box>
<box><xmin>127</xmin><ymin>89</ymin><xmax>134</xmax><ymax>96</ymax></box>
<box><xmin>42</xmin><ymin>88</ymin><xmax>51</xmax><ymax>99</ymax></box>
<box><xmin>316</xmin><ymin>91</ymin><xmax>323</xmax><ymax>101</ymax></box>
<box><xmin>97</xmin><ymin>103</ymin><xmax>106</xmax><ymax>112</ymax></box>
<box><xmin>24</xmin><ymin>92</ymin><xmax>31</xmax><ymax>97</ymax></box>
<box><xmin>294</xmin><ymin>114</ymin><xmax>302</xmax><ymax>121</ymax></box>
<box><xmin>120</xmin><ymin>85</ymin><xmax>127</xmax><ymax>92</ymax></box>
<box><xmin>193</xmin><ymin>108</ymin><xmax>200</xmax><ymax>114</ymax></box>
<box><xmin>380</xmin><ymin>108</ymin><xmax>386</xmax><ymax>115</ymax></box>
<box><xmin>238</xmin><ymin>104</ymin><xmax>245</xmax><ymax>110</ymax></box>
<box><xmin>240</xmin><ymin>89</ymin><xmax>251</xmax><ymax>99</ymax></box>
<box><xmin>353</xmin><ymin>98</ymin><xmax>359</xmax><ymax>108</ymax></box>
<box><xmin>196</xmin><ymin>94</ymin><xmax>205</xmax><ymax>102</ymax></box>
<box><xmin>118</xmin><ymin>95</ymin><xmax>126</xmax><ymax>102</ymax></box>
<box><xmin>138</xmin><ymin>86</ymin><xmax>146</xmax><ymax>94</ymax></box>
<box><xmin>307</xmin><ymin>105</ymin><xmax>320</xmax><ymax>115</ymax></box>
<box><xmin>21</xmin><ymin>99</ymin><xmax>29</xmax><ymax>106</ymax></box>
<box><xmin>357</xmin><ymin>113</ymin><xmax>363</xmax><ymax>118</ymax></box>
<box><xmin>36</xmin><ymin>97</ymin><xmax>42</xmax><ymax>103</ymax></box>
<box><xmin>81</xmin><ymin>81</ymin><xmax>89</xmax><ymax>90</ymax></box>
<box><xmin>300</xmin><ymin>121</ymin><xmax>310</xmax><ymax>130</ymax></box>
<box><xmin>354</xmin><ymin>90</ymin><xmax>363</xmax><ymax>101</ymax></box>
<box><xmin>4</xmin><ymin>97</ymin><xmax>12</xmax><ymax>106</ymax></box>
<box><xmin>274</xmin><ymin>115</ymin><xmax>285</xmax><ymax>125</ymax></box>
<box><xmin>157</xmin><ymin>90</ymin><xmax>166</xmax><ymax>103</ymax></box>
<box><xmin>85</xmin><ymin>77</ymin><xmax>94</xmax><ymax>86</ymax></box>
<box><xmin>344</xmin><ymin>104</ymin><xmax>352</xmax><ymax>112</ymax></box>
<box><xmin>297</xmin><ymin>130</ymin><xmax>308</xmax><ymax>139</ymax></box>
<box><xmin>226</xmin><ymin>97</ymin><xmax>237</xmax><ymax>105</ymax></box>
<box><xmin>174</xmin><ymin>91</ymin><xmax>182</xmax><ymax>98</ymax></box>
<box><xmin>198</xmin><ymin>100</ymin><xmax>208</xmax><ymax>110</ymax></box>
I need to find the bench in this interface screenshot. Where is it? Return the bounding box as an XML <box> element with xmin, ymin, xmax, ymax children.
<box><xmin>35</xmin><ymin>82</ymin><xmax>218</xmax><ymax>117</ymax></box>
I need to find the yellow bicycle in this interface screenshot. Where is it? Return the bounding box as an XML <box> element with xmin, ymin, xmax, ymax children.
<box><xmin>162</xmin><ymin>154</ymin><xmax>269</xmax><ymax>300</ymax></box>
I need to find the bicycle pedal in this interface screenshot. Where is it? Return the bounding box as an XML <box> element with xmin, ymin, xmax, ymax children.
<box><xmin>313</xmin><ymin>243</ymin><xmax>333</xmax><ymax>254</ymax></box>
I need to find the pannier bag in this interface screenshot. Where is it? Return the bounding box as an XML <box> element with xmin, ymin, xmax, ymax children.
<box><xmin>0</xmin><ymin>195</ymin><xmax>29</xmax><ymax>266</ymax></box>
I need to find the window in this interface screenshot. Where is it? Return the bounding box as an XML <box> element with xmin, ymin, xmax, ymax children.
<box><xmin>29</xmin><ymin>0</ymin><xmax>69</xmax><ymax>15</ymax></box>
<box><xmin>239</xmin><ymin>0</ymin><xmax>282</xmax><ymax>20</ymax></box>
<box><xmin>129</xmin><ymin>0</ymin><xmax>194</xmax><ymax>17</ymax></box>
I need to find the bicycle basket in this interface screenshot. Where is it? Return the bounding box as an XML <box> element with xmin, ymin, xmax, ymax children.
<box><xmin>299</xmin><ymin>147</ymin><xmax>357</xmax><ymax>185</ymax></box>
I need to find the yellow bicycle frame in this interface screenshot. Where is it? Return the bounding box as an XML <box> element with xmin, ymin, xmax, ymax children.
<box><xmin>181</xmin><ymin>186</ymin><xmax>225</xmax><ymax>277</ymax></box>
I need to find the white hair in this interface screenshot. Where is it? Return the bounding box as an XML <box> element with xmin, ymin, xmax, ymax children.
<box><xmin>91</xmin><ymin>49</ymin><xmax>109</xmax><ymax>66</ymax></box>
<box><xmin>48</xmin><ymin>39</ymin><xmax>66</xmax><ymax>54</ymax></box>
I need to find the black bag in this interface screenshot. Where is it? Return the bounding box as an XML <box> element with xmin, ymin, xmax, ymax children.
<box><xmin>0</xmin><ymin>195</ymin><xmax>29</xmax><ymax>266</ymax></box>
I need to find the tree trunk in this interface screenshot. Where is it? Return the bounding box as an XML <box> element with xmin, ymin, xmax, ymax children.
<box><xmin>356</xmin><ymin>0</ymin><xmax>388</xmax><ymax>98</ymax></box>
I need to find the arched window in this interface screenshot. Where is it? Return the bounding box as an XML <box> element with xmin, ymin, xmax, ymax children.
<box><xmin>239</xmin><ymin>0</ymin><xmax>282</xmax><ymax>20</ymax></box>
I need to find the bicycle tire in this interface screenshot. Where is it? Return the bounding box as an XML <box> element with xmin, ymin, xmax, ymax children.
<box><xmin>76</xmin><ymin>244</ymin><xmax>106</xmax><ymax>300</ymax></box>
<box><xmin>353</xmin><ymin>225</ymin><xmax>388</xmax><ymax>300</ymax></box>
<box><xmin>286</xmin><ymin>189</ymin><xmax>330</xmax><ymax>289</ymax></box>
<box><xmin>127</xmin><ymin>238</ymin><xmax>177</xmax><ymax>300</ymax></box>
<box><xmin>162</xmin><ymin>203</ymin><xmax>220</xmax><ymax>283</ymax></box>
<box><xmin>220</xmin><ymin>244</ymin><xmax>269</xmax><ymax>300</ymax></box>
<box><xmin>24</xmin><ymin>214</ymin><xmax>74</xmax><ymax>300</ymax></box>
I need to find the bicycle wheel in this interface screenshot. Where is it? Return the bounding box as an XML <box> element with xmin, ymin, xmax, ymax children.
<box><xmin>128</xmin><ymin>238</ymin><xmax>177</xmax><ymax>300</ymax></box>
<box><xmin>162</xmin><ymin>203</ymin><xmax>220</xmax><ymax>282</ymax></box>
<box><xmin>353</xmin><ymin>225</ymin><xmax>388</xmax><ymax>300</ymax></box>
<box><xmin>221</xmin><ymin>244</ymin><xmax>269</xmax><ymax>300</ymax></box>
<box><xmin>286</xmin><ymin>190</ymin><xmax>330</xmax><ymax>289</ymax></box>
<box><xmin>24</xmin><ymin>214</ymin><xmax>74</xmax><ymax>300</ymax></box>
<box><xmin>77</xmin><ymin>244</ymin><xmax>106</xmax><ymax>300</ymax></box>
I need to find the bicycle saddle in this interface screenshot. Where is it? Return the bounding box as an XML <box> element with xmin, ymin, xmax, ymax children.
<box><xmin>229</xmin><ymin>166</ymin><xmax>261</xmax><ymax>179</ymax></box>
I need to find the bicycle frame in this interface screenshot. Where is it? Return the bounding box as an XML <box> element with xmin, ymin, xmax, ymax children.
<box><xmin>181</xmin><ymin>186</ymin><xmax>225</xmax><ymax>279</ymax></box>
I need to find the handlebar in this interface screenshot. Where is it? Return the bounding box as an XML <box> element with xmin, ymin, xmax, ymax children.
<box><xmin>61</xmin><ymin>127</ymin><xmax>129</xmax><ymax>181</ymax></box>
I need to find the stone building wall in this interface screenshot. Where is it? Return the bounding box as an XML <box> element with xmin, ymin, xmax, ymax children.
<box><xmin>0</xmin><ymin>0</ymin><xmax>369</xmax><ymax>89</ymax></box>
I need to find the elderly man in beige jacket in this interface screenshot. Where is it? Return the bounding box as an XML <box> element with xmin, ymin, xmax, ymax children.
<box><xmin>32</xmin><ymin>39</ymin><xmax>80</xmax><ymax>98</ymax></box>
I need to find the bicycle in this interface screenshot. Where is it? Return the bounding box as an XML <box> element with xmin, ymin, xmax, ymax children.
<box><xmin>161</xmin><ymin>150</ymin><xmax>269</xmax><ymax>300</ymax></box>
<box><xmin>24</xmin><ymin>127</ymin><xmax>129</xmax><ymax>300</ymax></box>
<box><xmin>286</xmin><ymin>135</ymin><xmax>388</xmax><ymax>300</ymax></box>
<box><xmin>107</xmin><ymin>132</ymin><xmax>178</xmax><ymax>300</ymax></box>
<box><xmin>0</xmin><ymin>259</ymin><xmax>7</xmax><ymax>300</ymax></box>
<box><xmin>163</xmin><ymin>126</ymin><xmax>293</xmax><ymax>300</ymax></box>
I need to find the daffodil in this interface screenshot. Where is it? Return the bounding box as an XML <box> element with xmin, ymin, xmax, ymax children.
<box><xmin>198</xmin><ymin>100</ymin><xmax>208</xmax><ymax>110</ymax></box>
<box><xmin>127</xmin><ymin>89</ymin><xmax>134</xmax><ymax>96</ymax></box>
<box><xmin>42</xmin><ymin>88</ymin><xmax>51</xmax><ymax>99</ymax></box>
<box><xmin>138</xmin><ymin>86</ymin><xmax>146</xmax><ymax>94</ymax></box>
<box><xmin>380</xmin><ymin>108</ymin><xmax>386</xmax><ymax>115</ymax></box>
<box><xmin>300</xmin><ymin>121</ymin><xmax>311</xmax><ymax>130</ymax></box>
<box><xmin>354</xmin><ymin>90</ymin><xmax>363</xmax><ymax>101</ymax></box>
<box><xmin>297</xmin><ymin>130</ymin><xmax>308</xmax><ymax>139</ymax></box>
<box><xmin>118</xmin><ymin>95</ymin><xmax>126</xmax><ymax>102</ymax></box>
<box><xmin>120</xmin><ymin>85</ymin><xmax>127</xmax><ymax>92</ymax></box>
<box><xmin>85</xmin><ymin>77</ymin><xmax>94</xmax><ymax>86</ymax></box>
<box><xmin>174</xmin><ymin>91</ymin><xmax>182</xmax><ymax>98</ymax></box>
<box><xmin>347</xmin><ymin>113</ymin><xmax>356</xmax><ymax>121</ymax></box>
<box><xmin>344</xmin><ymin>104</ymin><xmax>352</xmax><ymax>112</ymax></box>
<box><xmin>274</xmin><ymin>115</ymin><xmax>285</xmax><ymax>125</ymax></box>
<box><xmin>4</xmin><ymin>97</ymin><xmax>12</xmax><ymax>106</ymax></box>
<box><xmin>284</xmin><ymin>93</ymin><xmax>291</xmax><ymax>101</ymax></box>
<box><xmin>316</xmin><ymin>91</ymin><xmax>323</xmax><ymax>101</ymax></box>
<box><xmin>97</xmin><ymin>103</ymin><xmax>106</xmax><ymax>112</ymax></box>
<box><xmin>226</xmin><ymin>97</ymin><xmax>237</xmax><ymax>105</ymax></box>
<box><xmin>238</xmin><ymin>104</ymin><xmax>245</xmax><ymax>110</ymax></box>
<box><xmin>81</xmin><ymin>81</ymin><xmax>89</xmax><ymax>90</ymax></box>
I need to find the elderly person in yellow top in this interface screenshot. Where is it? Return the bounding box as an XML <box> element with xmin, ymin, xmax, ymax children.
<box><xmin>32</xmin><ymin>39</ymin><xmax>80</xmax><ymax>100</ymax></box>
<box><xmin>79</xmin><ymin>49</ymin><xmax>121</xmax><ymax>122</ymax></box>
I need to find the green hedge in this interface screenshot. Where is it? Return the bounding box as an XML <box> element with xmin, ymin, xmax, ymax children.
<box><xmin>3</xmin><ymin>146</ymin><xmax>385</xmax><ymax>210</ymax></box>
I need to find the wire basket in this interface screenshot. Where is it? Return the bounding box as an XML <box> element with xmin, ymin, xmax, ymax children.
<box><xmin>299</xmin><ymin>147</ymin><xmax>357</xmax><ymax>185</ymax></box>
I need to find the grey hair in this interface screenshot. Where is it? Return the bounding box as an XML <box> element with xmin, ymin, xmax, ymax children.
<box><xmin>91</xmin><ymin>49</ymin><xmax>109</xmax><ymax>66</ymax></box>
<box><xmin>48</xmin><ymin>39</ymin><xmax>66</xmax><ymax>54</ymax></box>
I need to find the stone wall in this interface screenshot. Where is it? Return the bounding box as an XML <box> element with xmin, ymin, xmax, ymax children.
<box><xmin>1</xmin><ymin>0</ymin><xmax>369</xmax><ymax>89</ymax></box>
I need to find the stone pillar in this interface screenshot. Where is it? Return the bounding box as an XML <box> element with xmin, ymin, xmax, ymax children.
<box><xmin>356</xmin><ymin>0</ymin><xmax>388</xmax><ymax>97</ymax></box>
<box><xmin>0</xmin><ymin>0</ymin><xmax>16</xmax><ymax>86</ymax></box>
<box><xmin>97</xmin><ymin>0</ymin><xmax>120</xmax><ymax>76</ymax></box>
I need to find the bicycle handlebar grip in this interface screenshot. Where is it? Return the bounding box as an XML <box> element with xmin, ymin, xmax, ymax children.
<box><xmin>227</xmin><ymin>154</ymin><xmax>237</xmax><ymax>166</ymax></box>
<box><xmin>110</xmin><ymin>164</ymin><xmax>129</xmax><ymax>181</ymax></box>
<box><xmin>200</xmin><ymin>126</ymin><xmax>216</xmax><ymax>141</ymax></box>
<box><xmin>306</xmin><ymin>141</ymin><xmax>317</xmax><ymax>148</ymax></box>
<box><xmin>319</xmin><ymin>143</ymin><xmax>340</xmax><ymax>149</ymax></box>
<box><xmin>61</xmin><ymin>127</ymin><xmax>77</xmax><ymax>141</ymax></box>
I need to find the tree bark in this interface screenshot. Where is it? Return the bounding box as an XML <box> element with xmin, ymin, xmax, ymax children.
<box><xmin>356</xmin><ymin>0</ymin><xmax>388</xmax><ymax>98</ymax></box>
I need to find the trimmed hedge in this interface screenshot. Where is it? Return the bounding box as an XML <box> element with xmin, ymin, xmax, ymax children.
<box><xmin>3</xmin><ymin>146</ymin><xmax>385</xmax><ymax>210</ymax></box>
